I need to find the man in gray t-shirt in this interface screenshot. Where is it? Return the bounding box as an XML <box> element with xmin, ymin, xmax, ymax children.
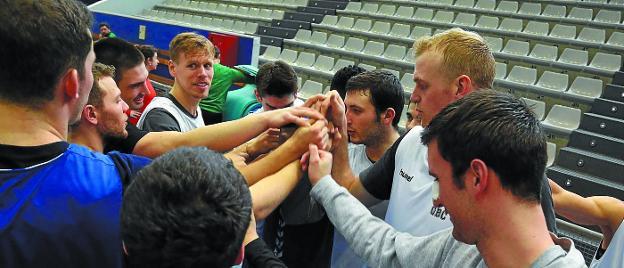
<box><xmin>307</xmin><ymin>90</ymin><xmax>586</xmax><ymax>268</ymax></box>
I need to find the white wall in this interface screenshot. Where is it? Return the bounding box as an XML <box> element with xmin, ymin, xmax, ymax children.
<box><xmin>89</xmin><ymin>0</ymin><xmax>164</xmax><ymax>16</ymax></box>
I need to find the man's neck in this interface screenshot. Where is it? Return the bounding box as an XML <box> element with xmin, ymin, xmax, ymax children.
<box><xmin>365</xmin><ymin>128</ymin><xmax>400</xmax><ymax>162</ymax></box>
<box><xmin>170</xmin><ymin>84</ymin><xmax>200</xmax><ymax>116</ymax></box>
<box><xmin>0</xmin><ymin>101</ymin><xmax>67</xmax><ymax>146</ymax></box>
<box><xmin>68</xmin><ymin>125</ymin><xmax>104</xmax><ymax>152</ymax></box>
<box><xmin>477</xmin><ymin>201</ymin><xmax>555</xmax><ymax>268</ymax></box>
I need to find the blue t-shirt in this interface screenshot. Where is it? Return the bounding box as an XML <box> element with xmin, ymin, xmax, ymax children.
<box><xmin>0</xmin><ymin>142</ymin><xmax>150</xmax><ymax>267</ymax></box>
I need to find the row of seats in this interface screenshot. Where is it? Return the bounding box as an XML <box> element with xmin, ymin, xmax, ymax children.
<box><xmin>348</xmin><ymin>0</ymin><xmax>624</xmax><ymax>27</ymax></box>
<box><xmin>158</xmin><ymin>0</ymin><xmax>287</xmax><ymax>22</ymax></box>
<box><xmin>140</xmin><ymin>9</ymin><xmax>259</xmax><ymax>35</ymax></box>
<box><xmin>497</xmin><ymin>63</ymin><xmax>604</xmax><ymax>100</ymax></box>
<box><xmin>210</xmin><ymin>0</ymin><xmax>310</xmax><ymax>9</ymax></box>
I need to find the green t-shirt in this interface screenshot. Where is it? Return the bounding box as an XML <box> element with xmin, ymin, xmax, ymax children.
<box><xmin>199</xmin><ymin>63</ymin><xmax>253</xmax><ymax>113</ymax></box>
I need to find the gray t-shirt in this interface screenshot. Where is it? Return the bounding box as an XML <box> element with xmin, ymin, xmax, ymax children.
<box><xmin>312</xmin><ymin>176</ymin><xmax>587</xmax><ymax>268</ymax></box>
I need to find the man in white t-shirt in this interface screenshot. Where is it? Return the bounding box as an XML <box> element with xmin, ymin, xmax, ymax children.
<box><xmin>331</xmin><ymin>70</ymin><xmax>405</xmax><ymax>267</ymax></box>
<box><xmin>323</xmin><ymin>28</ymin><xmax>557</xmax><ymax>239</ymax></box>
<box><xmin>550</xmin><ymin>179</ymin><xmax>624</xmax><ymax>267</ymax></box>
<box><xmin>138</xmin><ymin>32</ymin><xmax>213</xmax><ymax>132</ymax></box>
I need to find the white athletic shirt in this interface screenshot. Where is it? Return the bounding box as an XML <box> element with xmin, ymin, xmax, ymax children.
<box><xmin>591</xmin><ymin>219</ymin><xmax>624</xmax><ymax>268</ymax></box>
<box><xmin>137</xmin><ymin>96</ymin><xmax>204</xmax><ymax>132</ymax></box>
<box><xmin>360</xmin><ymin>126</ymin><xmax>452</xmax><ymax>235</ymax></box>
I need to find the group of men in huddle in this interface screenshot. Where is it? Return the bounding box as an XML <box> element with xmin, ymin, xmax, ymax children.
<box><xmin>1</xmin><ymin>0</ymin><xmax>622</xmax><ymax>267</ymax></box>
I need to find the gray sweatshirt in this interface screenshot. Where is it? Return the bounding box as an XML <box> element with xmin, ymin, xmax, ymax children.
<box><xmin>310</xmin><ymin>176</ymin><xmax>587</xmax><ymax>268</ymax></box>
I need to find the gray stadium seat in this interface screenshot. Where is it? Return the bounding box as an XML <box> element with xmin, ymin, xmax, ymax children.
<box><xmin>245</xmin><ymin>23</ymin><xmax>258</xmax><ymax>34</ymax></box>
<box><xmin>294</xmin><ymin>29</ymin><xmax>312</xmax><ymax>42</ymax></box>
<box><xmin>413</xmin><ymin>8</ymin><xmax>434</xmax><ymax>20</ymax></box>
<box><xmin>559</xmin><ymin>48</ymin><xmax>589</xmax><ymax>66</ymax></box>
<box><xmin>401</xmin><ymin>73</ymin><xmax>415</xmax><ymax>91</ymax></box>
<box><xmin>594</xmin><ymin>10</ymin><xmax>621</xmax><ymax>24</ymax></box>
<box><xmin>550</xmin><ymin>24</ymin><xmax>577</xmax><ymax>40</ymax></box>
<box><xmin>344</xmin><ymin>2</ymin><xmax>361</xmax><ymax>12</ymax></box>
<box><xmin>279</xmin><ymin>49</ymin><xmax>298</xmax><ymax>64</ymax></box>
<box><xmin>454</xmin><ymin>0</ymin><xmax>475</xmax><ymax>7</ymax></box>
<box><xmin>411</xmin><ymin>26</ymin><xmax>432</xmax><ymax>39</ymax></box>
<box><xmin>454</xmin><ymin>13</ymin><xmax>476</xmax><ymax>26</ymax></box>
<box><xmin>542</xmin><ymin>5</ymin><xmax>566</xmax><ymax>18</ymax></box>
<box><xmin>523</xmin><ymin>21</ymin><xmax>549</xmax><ymax>36</ymax></box>
<box><xmin>521</xmin><ymin>97</ymin><xmax>546</xmax><ymax>120</ymax></box>
<box><xmin>475</xmin><ymin>0</ymin><xmax>496</xmax><ymax>10</ymax></box>
<box><xmin>518</xmin><ymin>2</ymin><xmax>542</xmax><ymax>15</ymax></box>
<box><xmin>320</xmin><ymin>15</ymin><xmax>338</xmax><ymax>26</ymax></box>
<box><xmin>221</xmin><ymin>19</ymin><xmax>234</xmax><ymax>30</ymax></box>
<box><xmin>529</xmin><ymin>44</ymin><xmax>558</xmax><ymax>61</ymax></box>
<box><xmin>363</xmin><ymin>41</ymin><xmax>385</xmax><ymax>56</ymax></box>
<box><xmin>299</xmin><ymin>80</ymin><xmax>323</xmax><ymax>99</ymax></box>
<box><xmin>371</xmin><ymin>21</ymin><xmax>391</xmax><ymax>35</ymax></box>
<box><xmin>383</xmin><ymin>45</ymin><xmax>407</xmax><ymax>61</ymax></box>
<box><xmin>378</xmin><ymin>4</ymin><xmax>396</xmax><ymax>16</ymax></box>
<box><xmin>404</xmin><ymin>48</ymin><xmax>414</xmax><ymax>62</ymax></box>
<box><xmin>577</xmin><ymin>27</ymin><xmax>606</xmax><ymax>44</ymax></box>
<box><xmin>361</xmin><ymin>3</ymin><xmax>379</xmax><ymax>14</ymax></box>
<box><xmin>507</xmin><ymin>66</ymin><xmax>537</xmax><ymax>84</ymax></box>
<box><xmin>313</xmin><ymin>55</ymin><xmax>334</xmax><ymax>72</ymax></box>
<box><xmin>484</xmin><ymin>36</ymin><xmax>503</xmax><ymax>52</ymax></box>
<box><xmin>248</xmin><ymin>8</ymin><xmax>260</xmax><ymax>17</ymax></box>
<box><xmin>262</xmin><ymin>46</ymin><xmax>281</xmax><ymax>61</ymax></box>
<box><xmin>294</xmin><ymin>52</ymin><xmax>316</xmax><ymax>68</ymax></box>
<box><xmin>271</xmin><ymin>10</ymin><xmax>285</xmax><ymax>20</ymax></box>
<box><xmin>336</xmin><ymin>16</ymin><xmax>355</xmax><ymax>29</ymax></box>
<box><xmin>496</xmin><ymin>1</ymin><xmax>518</xmax><ymax>13</ymax></box>
<box><xmin>589</xmin><ymin>52</ymin><xmax>622</xmax><ymax>71</ymax></box>
<box><xmin>344</xmin><ymin>37</ymin><xmax>365</xmax><ymax>52</ymax></box>
<box><xmin>353</xmin><ymin>19</ymin><xmax>372</xmax><ymax>32</ymax></box>
<box><xmin>536</xmin><ymin>71</ymin><xmax>569</xmax><ymax>92</ymax></box>
<box><xmin>568</xmin><ymin>76</ymin><xmax>603</xmax><ymax>98</ymax></box>
<box><xmin>499</xmin><ymin>18</ymin><xmax>523</xmax><ymax>32</ymax></box>
<box><xmin>433</xmin><ymin>11</ymin><xmax>455</xmax><ymax>23</ymax></box>
<box><xmin>502</xmin><ymin>40</ymin><xmax>529</xmax><ymax>56</ymax></box>
<box><xmin>568</xmin><ymin>7</ymin><xmax>593</xmax><ymax>21</ymax></box>
<box><xmin>542</xmin><ymin>105</ymin><xmax>582</xmax><ymax>133</ymax></box>
<box><xmin>495</xmin><ymin>62</ymin><xmax>507</xmax><ymax>79</ymax></box>
<box><xmin>358</xmin><ymin>63</ymin><xmax>377</xmax><ymax>71</ymax></box>
<box><xmin>390</xmin><ymin>23</ymin><xmax>411</xmax><ymax>38</ymax></box>
<box><xmin>607</xmin><ymin>32</ymin><xmax>624</xmax><ymax>47</ymax></box>
<box><xmin>331</xmin><ymin>59</ymin><xmax>356</xmax><ymax>73</ymax></box>
<box><xmin>476</xmin><ymin>16</ymin><xmax>499</xmax><ymax>29</ymax></box>
<box><xmin>311</xmin><ymin>31</ymin><xmax>328</xmax><ymax>45</ymax></box>
<box><xmin>327</xmin><ymin>34</ymin><xmax>345</xmax><ymax>49</ymax></box>
<box><xmin>546</xmin><ymin>142</ymin><xmax>557</xmax><ymax>167</ymax></box>
<box><xmin>395</xmin><ymin>6</ymin><xmax>414</xmax><ymax>18</ymax></box>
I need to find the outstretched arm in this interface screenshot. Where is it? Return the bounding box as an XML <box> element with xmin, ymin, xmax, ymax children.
<box><xmin>133</xmin><ymin>106</ymin><xmax>323</xmax><ymax>158</ymax></box>
<box><xmin>250</xmin><ymin>160</ymin><xmax>302</xmax><ymax>220</ymax></box>
<box><xmin>550</xmin><ymin>179</ymin><xmax>624</xmax><ymax>248</ymax></box>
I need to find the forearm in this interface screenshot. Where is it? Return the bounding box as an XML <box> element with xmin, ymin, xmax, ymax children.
<box><xmin>311</xmin><ymin>176</ymin><xmax>434</xmax><ymax>268</ymax></box>
<box><xmin>250</xmin><ymin>161</ymin><xmax>302</xmax><ymax>220</ymax></box>
<box><xmin>240</xmin><ymin>137</ymin><xmax>305</xmax><ymax>185</ymax></box>
<box><xmin>331</xmin><ymin>138</ymin><xmax>356</xmax><ymax>188</ymax></box>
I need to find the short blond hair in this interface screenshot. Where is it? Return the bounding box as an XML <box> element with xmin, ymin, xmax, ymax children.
<box><xmin>414</xmin><ymin>28</ymin><xmax>495</xmax><ymax>89</ymax></box>
<box><xmin>89</xmin><ymin>63</ymin><xmax>116</xmax><ymax>107</ymax></box>
<box><xmin>169</xmin><ymin>32</ymin><xmax>215</xmax><ymax>63</ymax></box>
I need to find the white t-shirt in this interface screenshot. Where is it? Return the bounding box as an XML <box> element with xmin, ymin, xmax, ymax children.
<box><xmin>591</xmin><ymin>219</ymin><xmax>624</xmax><ymax>268</ymax></box>
<box><xmin>137</xmin><ymin>96</ymin><xmax>204</xmax><ymax>132</ymax></box>
<box><xmin>331</xmin><ymin>143</ymin><xmax>389</xmax><ymax>268</ymax></box>
<box><xmin>360</xmin><ymin>126</ymin><xmax>452</xmax><ymax>235</ymax></box>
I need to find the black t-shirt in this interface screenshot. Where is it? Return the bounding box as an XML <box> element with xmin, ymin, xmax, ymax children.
<box><xmin>104</xmin><ymin>123</ymin><xmax>148</xmax><ymax>154</ymax></box>
<box><xmin>243</xmin><ymin>238</ymin><xmax>287</xmax><ymax>268</ymax></box>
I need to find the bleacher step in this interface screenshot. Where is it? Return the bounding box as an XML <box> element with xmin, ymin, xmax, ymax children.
<box><xmin>579</xmin><ymin>113</ymin><xmax>624</xmax><ymax>140</ymax></box>
<box><xmin>547</xmin><ymin>165</ymin><xmax>624</xmax><ymax>200</ymax></box>
<box><xmin>569</xmin><ymin>129</ymin><xmax>624</xmax><ymax>160</ymax></box>
<box><xmin>555</xmin><ymin>147</ymin><xmax>624</xmax><ymax>185</ymax></box>
<box><xmin>602</xmin><ymin>84</ymin><xmax>624</xmax><ymax>104</ymax></box>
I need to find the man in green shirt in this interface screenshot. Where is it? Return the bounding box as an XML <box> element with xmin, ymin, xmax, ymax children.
<box><xmin>200</xmin><ymin>47</ymin><xmax>254</xmax><ymax>125</ymax></box>
<box><xmin>99</xmin><ymin>22</ymin><xmax>116</xmax><ymax>38</ymax></box>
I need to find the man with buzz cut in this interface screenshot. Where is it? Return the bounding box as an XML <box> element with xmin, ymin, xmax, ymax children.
<box><xmin>307</xmin><ymin>90</ymin><xmax>585</xmax><ymax>267</ymax></box>
<box><xmin>322</xmin><ymin>28</ymin><xmax>557</xmax><ymax>240</ymax></box>
<box><xmin>137</xmin><ymin>32</ymin><xmax>213</xmax><ymax>132</ymax></box>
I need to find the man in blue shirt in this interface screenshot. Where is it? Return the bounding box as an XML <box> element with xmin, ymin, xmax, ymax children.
<box><xmin>0</xmin><ymin>1</ymin><xmax>150</xmax><ymax>266</ymax></box>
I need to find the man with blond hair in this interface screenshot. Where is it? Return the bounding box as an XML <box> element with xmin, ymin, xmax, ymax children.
<box><xmin>138</xmin><ymin>32</ymin><xmax>214</xmax><ymax>132</ymax></box>
<box><xmin>324</xmin><ymin>28</ymin><xmax>556</xmax><ymax>238</ymax></box>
